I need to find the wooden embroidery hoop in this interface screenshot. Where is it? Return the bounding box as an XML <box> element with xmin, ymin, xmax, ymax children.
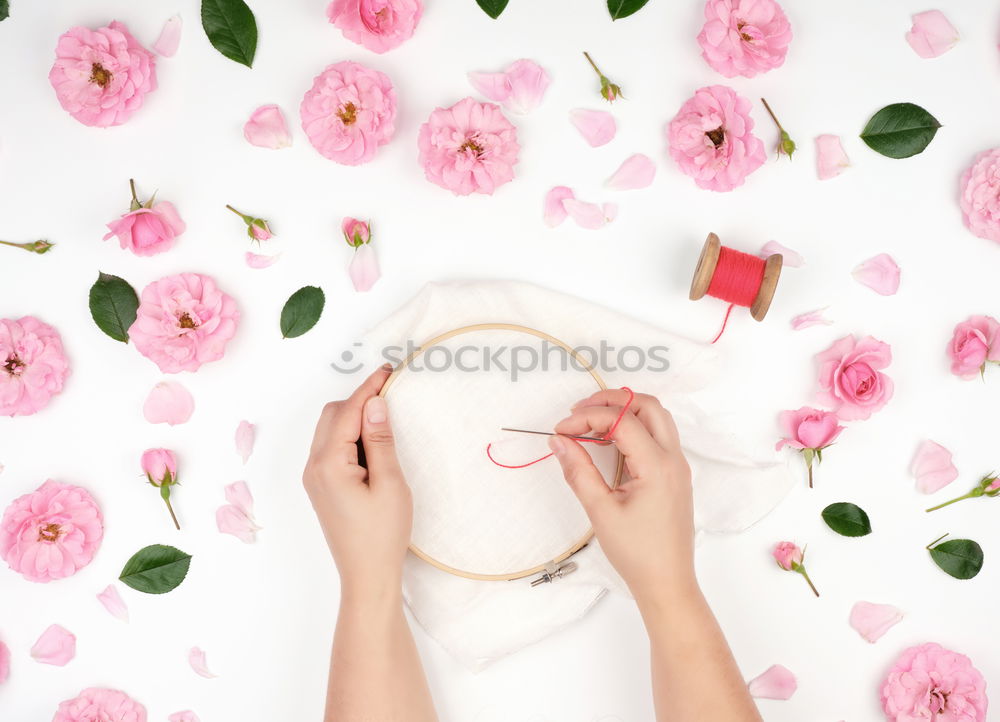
<box><xmin>379</xmin><ymin>322</ymin><xmax>625</xmax><ymax>582</ymax></box>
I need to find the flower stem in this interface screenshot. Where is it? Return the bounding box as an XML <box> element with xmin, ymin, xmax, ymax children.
<box><xmin>807</xmin><ymin>461</ymin><xmax>813</xmax><ymax>489</ymax></box>
<box><xmin>583</xmin><ymin>51</ymin><xmax>603</xmax><ymax>78</ymax></box>
<box><xmin>129</xmin><ymin>178</ymin><xmax>139</xmax><ymax>205</ymax></box>
<box><xmin>798</xmin><ymin>567</ymin><xmax>820</xmax><ymax>597</ymax></box>
<box><xmin>163</xmin><ymin>496</ymin><xmax>180</xmax><ymax>530</ymax></box>
<box><xmin>926</xmin><ymin>490</ymin><xmax>978</xmax><ymax>513</ymax></box>
<box><xmin>225</xmin><ymin>204</ymin><xmax>249</xmax><ymax>222</ymax></box>
<box><xmin>761</xmin><ymin>98</ymin><xmax>784</xmax><ymax>132</ymax></box>
<box><xmin>0</xmin><ymin>239</ymin><xmax>53</xmax><ymax>254</ymax></box>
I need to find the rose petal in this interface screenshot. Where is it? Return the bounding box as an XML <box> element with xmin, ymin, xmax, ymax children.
<box><xmin>760</xmin><ymin>241</ymin><xmax>804</xmax><ymax>267</ymax></box>
<box><xmin>169</xmin><ymin>712</ymin><xmax>201</xmax><ymax>722</ymax></box>
<box><xmin>906</xmin><ymin>10</ymin><xmax>959</xmax><ymax>59</ymax></box>
<box><xmin>849</xmin><ymin>601</ymin><xmax>903</xmax><ymax>643</ymax></box>
<box><xmin>605</xmin><ymin>154</ymin><xmax>657</xmax><ymax>190</ymax></box>
<box><xmin>30</xmin><ymin>624</ymin><xmax>76</xmax><ymax>666</ymax></box>
<box><xmin>563</xmin><ymin>198</ymin><xmax>614</xmax><ymax>230</ymax></box>
<box><xmin>225</xmin><ymin>480</ymin><xmax>254</xmax><ymax>517</ymax></box>
<box><xmin>910</xmin><ymin>440</ymin><xmax>959</xmax><ymax>494</ymax></box>
<box><xmin>815</xmin><ymin>134</ymin><xmax>850</xmax><ymax>180</ymax></box>
<box><xmin>747</xmin><ymin>664</ymin><xmax>797</xmax><ymax>700</ymax></box>
<box><xmin>349</xmin><ymin>243</ymin><xmax>381</xmax><ymax>292</ymax></box>
<box><xmin>188</xmin><ymin>647</ymin><xmax>217</xmax><ymax>678</ymax></box>
<box><xmin>153</xmin><ymin>15</ymin><xmax>182</xmax><ymax>57</ymax></box>
<box><xmin>791</xmin><ymin>309</ymin><xmax>833</xmax><ymax>330</ymax></box>
<box><xmin>544</xmin><ymin>186</ymin><xmax>575</xmax><ymax>227</ymax></box>
<box><xmin>0</xmin><ymin>640</ymin><xmax>10</xmax><ymax>684</ymax></box>
<box><xmin>245</xmin><ymin>251</ymin><xmax>281</xmax><ymax>269</ymax></box>
<box><xmin>97</xmin><ymin>585</ymin><xmax>130</xmax><ymax>623</ymax></box>
<box><xmin>602</xmin><ymin>203</ymin><xmax>618</xmax><ymax>223</ymax></box>
<box><xmin>853</xmin><ymin>253</ymin><xmax>900</xmax><ymax>296</ymax></box>
<box><xmin>216</xmin><ymin>504</ymin><xmax>259</xmax><ymax>543</ymax></box>
<box><xmin>467</xmin><ymin>71</ymin><xmax>511</xmax><ymax>103</ymax></box>
<box><xmin>501</xmin><ymin>59</ymin><xmax>550</xmax><ymax>114</ymax></box>
<box><xmin>143</xmin><ymin>381</ymin><xmax>195</xmax><ymax>426</ymax></box>
<box><xmin>569</xmin><ymin>108</ymin><xmax>616</xmax><ymax>147</ymax></box>
<box><xmin>244</xmin><ymin>104</ymin><xmax>292</xmax><ymax>149</ymax></box>
<box><xmin>235</xmin><ymin>420</ymin><xmax>255</xmax><ymax>464</ymax></box>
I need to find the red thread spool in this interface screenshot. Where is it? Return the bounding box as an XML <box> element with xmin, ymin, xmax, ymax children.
<box><xmin>689</xmin><ymin>233</ymin><xmax>782</xmax><ymax>322</ymax></box>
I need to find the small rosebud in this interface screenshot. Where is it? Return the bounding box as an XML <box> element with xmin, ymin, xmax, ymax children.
<box><xmin>773</xmin><ymin>541</ymin><xmax>819</xmax><ymax>597</ymax></box>
<box><xmin>0</xmin><ymin>239</ymin><xmax>55</xmax><ymax>254</ymax></box>
<box><xmin>584</xmin><ymin>52</ymin><xmax>623</xmax><ymax>104</ymax></box>
<box><xmin>341</xmin><ymin>217</ymin><xmax>371</xmax><ymax>248</ymax></box>
<box><xmin>927</xmin><ymin>472</ymin><xmax>1000</xmax><ymax>511</ymax></box>
<box><xmin>226</xmin><ymin>205</ymin><xmax>273</xmax><ymax>243</ymax></box>
<box><xmin>140</xmin><ymin>448</ymin><xmax>180</xmax><ymax>530</ymax></box>
<box><xmin>778</xmin><ymin>130</ymin><xmax>796</xmax><ymax>159</ymax></box>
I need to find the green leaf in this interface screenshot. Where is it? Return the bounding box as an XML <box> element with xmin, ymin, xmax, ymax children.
<box><xmin>821</xmin><ymin>502</ymin><xmax>872</xmax><ymax>537</ymax></box>
<box><xmin>119</xmin><ymin>544</ymin><xmax>192</xmax><ymax>594</ymax></box>
<box><xmin>607</xmin><ymin>0</ymin><xmax>650</xmax><ymax>20</ymax></box>
<box><xmin>860</xmin><ymin>103</ymin><xmax>941</xmax><ymax>159</ymax></box>
<box><xmin>0</xmin><ymin>1</ymin><xmax>10</xmax><ymax>22</ymax></box>
<box><xmin>929</xmin><ymin>538</ymin><xmax>983</xmax><ymax>580</ymax></box>
<box><xmin>89</xmin><ymin>272</ymin><xmax>139</xmax><ymax>343</ymax></box>
<box><xmin>201</xmin><ymin>0</ymin><xmax>258</xmax><ymax>67</ymax></box>
<box><xmin>280</xmin><ymin>286</ymin><xmax>325</xmax><ymax>339</ymax></box>
<box><xmin>475</xmin><ymin>0</ymin><xmax>509</xmax><ymax>19</ymax></box>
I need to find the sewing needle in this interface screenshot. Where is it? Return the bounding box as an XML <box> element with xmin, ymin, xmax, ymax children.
<box><xmin>500</xmin><ymin>428</ymin><xmax>616</xmax><ymax>444</ymax></box>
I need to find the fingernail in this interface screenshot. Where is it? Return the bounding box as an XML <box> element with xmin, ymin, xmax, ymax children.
<box><xmin>381</xmin><ymin>362</ymin><xmax>393</xmax><ymax>372</ymax></box>
<box><xmin>548</xmin><ymin>435</ymin><xmax>566</xmax><ymax>457</ymax></box>
<box><xmin>366</xmin><ymin>396</ymin><xmax>387</xmax><ymax>424</ymax></box>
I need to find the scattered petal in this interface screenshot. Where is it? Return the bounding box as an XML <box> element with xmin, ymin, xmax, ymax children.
<box><xmin>816</xmin><ymin>134</ymin><xmax>850</xmax><ymax>180</ymax></box>
<box><xmin>225</xmin><ymin>480</ymin><xmax>254</xmax><ymax>517</ymax></box>
<box><xmin>569</xmin><ymin>109</ymin><xmax>616</xmax><ymax>147</ymax></box>
<box><xmin>244</xmin><ymin>104</ymin><xmax>292</xmax><ymax>149</ymax></box>
<box><xmin>853</xmin><ymin>253</ymin><xmax>900</xmax><ymax>296</ymax></box>
<box><xmin>469</xmin><ymin>59</ymin><xmax>550</xmax><ymax>115</ymax></box>
<box><xmin>605</xmin><ymin>154</ymin><xmax>656</xmax><ymax>190</ymax></box>
<box><xmin>97</xmin><ymin>585</ymin><xmax>130</xmax><ymax>623</ymax></box>
<box><xmin>791</xmin><ymin>308</ymin><xmax>833</xmax><ymax>330</ymax></box>
<box><xmin>217</xmin><ymin>481</ymin><xmax>260</xmax><ymax>543</ymax></box>
<box><xmin>235</xmin><ymin>420</ymin><xmax>255</xmax><ymax>464</ymax></box>
<box><xmin>31</xmin><ymin>624</ymin><xmax>76</xmax><ymax>666</ymax></box>
<box><xmin>188</xmin><ymin>647</ymin><xmax>217</xmax><ymax>678</ymax></box>
<box><xmin>245</xmin><ymin>251</ymin><xmax>281</xmax><ymax>269</ymax></box>
<box><xmin>349</xmin><ymin>243</ymin><xmax>381</xmax><ymax>292</ymax></box>
<box><xmin>544</xmin><ymin>186</ymin><xmax>575</xmax><ymax>227</ymax></box>
<box><xmin>0</xmin><ymin>641</ymin><xmax>9</xmax><ymax>684</ymax></box>
<box><xmin>143</xmin><ymin>381</ymin><xmax>195</xmax><ymax>426</ymax></box>
<box><xmin>153</xmin><ymin>15</ymin><xmax>182</xmax><ymax>57</ymax></box>
<box><xmin>169</xmin><ymin>712</ymin><xmax>201</xmax><ymax>722</ymax></box>
<box><xmin>467</xmin><ymin>71</ymin><xmax>510</xmax><ymax>103</ymax></box>
<box><xmin>747</xmin><ymin>664</ymin><xmax>797</xmax><ymax>700</ymax></box>
<box><xmin>760</xmin><ymin>241</ymin><xmax>804</xmax><ymax>267</ymax></box>
<box><xmin>910</xmin><ymin>440</ymin><xmax>959</xmax><ymax>494</ymax></box>
<box><xmin>906</xmin><ymin>10</ymin><xmax>959</xmax><ymax>59</ymax></box>
<box><xmin>563</xmin><ymin>198</ymin><xmax>615</xmax><ymax>230</ymax></box>
<box><xmin>849</xmin><ymin>601</ymin><xmax>903</xmax><ymax>643</ymax></box>
<box><xmin>602</xmin><ymin>203</ymin><xmax>618</xmax><ymax>223</ymax></box>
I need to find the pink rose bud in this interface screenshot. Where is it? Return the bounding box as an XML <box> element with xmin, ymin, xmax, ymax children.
<box><xmin>226</xmin><ymin>205</ymin><xmax>273</xmax><ymax>243</ymax></box>
<box><xmin>773</xmin><ymin>542</ymin><xmax>819</xmax><ymax>597</ymax></box>
<box><xmin>987</xmin><ymin>477</ymin><xmax>1000</xmax><ymax>493</ymax></box>
<box><xmin>141</xmin><ymin>448</ymin><xmax>180</xmax><ymax>530</ymax></box>
<box><xmin>341</xmin><ymin>217</ymin><xmax>371</xmax><ymax>247</ymax></box>
<box><xmin>926</xmin><ymin>473</ymin><xmax>1000</xmax><ymax>512</ymax></box>
<box><xmin>947</xmin><ymin>315</ymin><xmax>1000</xmax><ymax>379</ymax></box>
<box><xmin>775</xmin><ymin>407</ymin><xmax>844</xmax><ymax>488</ymax></box>
<box><xmin>583</xmin><ymin>51</ymin><xmax>622</xmax><ymax>103</ymax></box>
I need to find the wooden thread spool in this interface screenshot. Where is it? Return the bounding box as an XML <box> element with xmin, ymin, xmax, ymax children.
<box><xmin>689</xmin><ymin>232</ymin><xmax>782</xmax><ymax>321</ymax></box>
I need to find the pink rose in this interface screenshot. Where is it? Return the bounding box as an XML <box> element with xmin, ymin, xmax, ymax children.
<box><xmin>697</xmin><ymin>0</ymin><xmax>792</xmax><ymax>78</ymax></box>
<box><xmin>49</xmin><ymin>21</ymin><xmax>157</xmax><ymax>128</ymax></box>
<box><xmin>128</xmin><ymin>273</ymin><xmax>240</xmax><ymax>374</ymax></box>
<box><xmin>103</xmin><ymin>202</ymin><xmax>186</xmax><ymax>257</ymax></box>
<box><xmin>417</xmin><ymin>97</ymin><xmax>520</xmax><ymax>196</ymax></box>
<box><xmin>300</xmin><ymin>61</ymin><xmax>397</xmax><ymax>165</ymax></box>
<box><xmin>0</xmin><ymin>316</ymin><xmax>70</xmax><ymax>417</ymax></box>
<box><xmin>815</xmin><ymin>335</ymin><xmax>894</xmax><ymax>421</ymax></box>
<box><xmin>53</xmin><ymin>687</ymin><xmax>147</xmax><ymax>722</ymax></box>
<box><xmin>342</xmin><ymin>217</ymin><xmax>371</xmax><ymax>246</ymax></box>
<box><xmin>881</xmin><ymin>643</ymin><xmax>987</xmax><ymax>722</ymax></box>
<box><xmin>141</xmin><ymin>448</ymin><xmax>177</xmax><ymax>485</ymax></box>
<box><xmin>772</xmin><ymin>541</ymin><xmax>802</xmax><ymax>571</ymax></box>
<box><xmin>776</xmin><ymin>407</ymin><xmax>843</xmax><ymax>451</ymax></box>
<box><xmin>0</xmin><ymin>480</ymin><xmax>103</xmax><ymax>583</ymax></box>
<box><xmin>960</xmin><ymin>148</ymin><xmax>1000</xmax><ymax>243</ymax></box>
<box><xmin>326</xmin><ymin>0</ymin><xmax>423</xmax><ymax>54</ymax></box>
<box><xmin>948</xmin><ymin>315</ymin><xmax>1000</xmax><ymax>379</ymax></box>
<box><xmin>666</xmin><ymin>85</ymin><xmax>765</xmax><ymax>192</ymax></box>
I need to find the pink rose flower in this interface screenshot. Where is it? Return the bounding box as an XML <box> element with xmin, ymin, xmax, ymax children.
<box><xmin>342</xmin><ymin>217</ymin><xmax>371</xmax><ymax>246</ymax></box>
<box><xmin>326</xmin><ymin>0</ymin><xmax>423</xmax><ymax>54</ymax></box>
<box><xmin>948</xmin><ymin>315</ymin><xmax>1000</xmax><ymax>379</ymax></box>
<box><xmin>417</xmin><ymin>97</ymin><xmax>520</xmax><ymax>196</ymax></box>
<box><xmin>49</xmin><ymin>21</ymin><xmax>157</xmax><ymax>128</ymax></box>
<box><xmin>772</xmin><ymin>541</ymin><xmax>802</xmax><ymax>571</ymax></box>
<box><xmin>697</xmin><ymin>0</ymin><xmax>792</xmax><ymax>78</ymax></box>
<box><xmin>815</xmin><ymin>335</ymin><xmax>894</xmax><ymax>421</ymax></box>
<box><xmin>129</xmin><ymin>273</ymin><xmax>240</xmax><ymax>374</ymax></box>
<box><xmin>103</xmin><ymin>202</ymin><xmax>186</xmax><ymax>257</ymax></box>
<box><xmin>960</xmin><ymin>148</ymin><xmax>1000</xmax><ymax>243</ymax></box>
<box><xmin>666</xmin><ymin>85</ymin><xmax>765</xmax><ymax>192</ymax></box>
<box><xmin>881</xmin><ymin>643</ymin><xmax>987</xmax><ymax>722</ymax></box>
<box><xmin>53</xmin><ymin>687</ymin><xmax>147</xmax><ymax>722</ymax></box>
<box><xmin>0</xmin><ymin>316</ymin><xmax>70</xmax><ymax>417</ymax></box>
<box><xmin>141</xmin><ymin>448</ymin><xmax>177</xmax><ymax>485</ymax></box>
<box><xmin>0</xmin><ymin>480</ymin><xmax>103</xmax><ymax>583</ymax></box>
<box><xmin>300</xmin><ymin>61</ymin><xmax>397</xmax><ymax>165</ymax></box>
<box><xmin>776</xmin><ymin>407</ymin><xmax>844</xmax><ymax>487</ymax></box>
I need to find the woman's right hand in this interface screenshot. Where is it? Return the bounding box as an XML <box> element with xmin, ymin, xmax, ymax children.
<box><xmin>548</xmin><ymin>389</ymin><xmax>698</xmax><ymax>608</ymax></box>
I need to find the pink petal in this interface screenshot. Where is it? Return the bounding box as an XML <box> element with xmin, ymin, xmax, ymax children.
<box><xmin>0</xmin><ymin>640</ymin><xmax>9</xmax><ymax>684</ymax></box>
<box><xmin>235</xmin><ymin>420</ymin><xmax>255</xmax><ymax>464</ymax></box>
<box><xmin>747</xmin><ymin>664</ymin><xmax>797</xmax><ymax>700</ymax></box>
<box><xmin>910</xmin><ymin>440</ymin><xmax>959</xmax><ymax>493</ymax></box>
<box><xmin>225</xmin><ymin>480</ymin><xmax>255</xmax><ymax>517</ymax></box>
<box><xmin>143</xmin><ymin>381</ymin><xmax>195</xmax><ymax>426</ymax></box>
<box><xmin>906</xmin><ymin>10</ymin><xmax>959</xmax><ymax>59</ymax></box>
<box><xmin>815</xmin><ymin>134</ymin><xmax>850</xmax><ymax>180</ymax></box>
<box><xmin>602</xmin><ymin>203</ymin><xmax>618</xmax><ymax>223</ymax></box>
<box><xmin>153</xmin><ymin>15</ymin><xmax>182</xmax><ymax>57</ymax></box>
<box><xmin>791</xmin><ymin>308</ymin><xmax>833</xmax><ymax>330</ymax></box>
<box><xmin>216</xmin><ymin>504</ymin><xmax>259</xmax><ymax>543</ymax></box>
<box><xmin>96</xmin><ymin>585</ymin><xmax>130</xmax><ymax>623</ymax></box>
<box><xmin>244</xmin><ymin>104</ymin><xmax>292</xmax><ymax>149</ymax></box>
<box><xmin>245</xmin><ymin>251</ymin><xmax>281</xmax><ymax>268</ymax></box>
<box><xmin>563</xmin><ymin>198</ymin><xmax>614</xmax><ymax>230</ymax></box>
<box><xmin>188</xmin><ymin>647</ymin><xmax>217</xmax><ymax>678</ymax></box>
<box><xmin>544</xmin><ymin>186</ymin><xmax>575</xmax><ymax>227</ymax></box>
<box><xmin>169</xmin><ymin>713</ymin><xmax>202</xmax><ymax>722</ymax></box>
<box><xmin>852</xmin><ymin>253</ymin><xmax>900</xmax><ymax>296</ymax></box>
<box><xmin>30</xmin><ymin>624</ymin><xmax>76</xmax><ymax>666</ymax></box>
<box><xmin>569</xmin><ymin>109</ymin><xmax>616</xmax><ymax>147</ymax></box>
<box><xmin>349</xmin><ymin>243</ymin><xmax>381</xmax><ymax>292</ymax></box>
<box><xmin>760</xmin><ymin>241</ymin><xmax>804</xmax><ymax>267</ymax></box>
<box><xmin>605</xmin><ymin>154</ymin><xmax>656</xmax><ymax>190</ymax></box>
<box><xmin>467</xmin><ymin>71</ymin><xmax>512</xmax><ymax>104</ymax></box>
<box><xmin>501</xmin><ymin>59</ymin><xmax>550</xmax><ymax>114</ymax></box>
<box><xmin>849</xmin><ymin>601</ymin><xmax>903</xmax><ymax>643</ymax></box>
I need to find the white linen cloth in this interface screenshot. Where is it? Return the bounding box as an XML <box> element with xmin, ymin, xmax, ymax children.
<box><xmin>359</xmin><ymin>280</ymin><xmax>793</xmax><ymax>670</ymax></box>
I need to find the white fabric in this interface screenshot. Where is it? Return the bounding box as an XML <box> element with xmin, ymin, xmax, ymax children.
<box><xmin>360</xmin><ymin>281</ymin><xmax>793</xmax><ymax>670</ymax></box>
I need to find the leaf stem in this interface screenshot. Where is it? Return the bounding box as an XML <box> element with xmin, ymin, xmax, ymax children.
<box><xmin>926</xmin><ymin>490</ymin><xmax>978</xmax><ymax>513</ymax></box>
<box><xmin>926</xmin><ymin>533</ymin><xmax>949</xmax><ymax>550</ymax></box>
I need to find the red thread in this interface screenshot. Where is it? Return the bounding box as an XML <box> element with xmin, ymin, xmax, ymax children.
<box><xmin>486</xmin><ymin>387</ymin><xmax>635</xmax><ymax>469</ymax></box>
<box><xmin>704</xmin><ymin>246</ymin><xmax>767</xmax><ymax>344</ymax></box>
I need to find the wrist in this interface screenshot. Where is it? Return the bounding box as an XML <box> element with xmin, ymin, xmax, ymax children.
<box><xmin>340</xmin><ymin>575</ymin><xmax>404</xmax><ymax>614</ymax></box>
<box><xmin>633</xmin><ymin>575</ymin><xmax>705</xmax><ymax>625</ymax></box>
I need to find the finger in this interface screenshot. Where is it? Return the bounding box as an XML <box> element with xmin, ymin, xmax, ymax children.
<box><xmin>360</xmin><ymin>395</ymin><xmax>405</xmax><ymax>485</ymax></box>
<box><xmin>308</xmin><ymin>364</ymin><xmax>393</xmax><ymax>464</ymax></box>
<box><xmin>554</xmin><ymin>406</ymin><xmax>664</xmax><ymax>476</ymax></box>
<box><xmin>548</xmin><ymin>435</ymin><xmax>612</xmax><ymax>519</ymax></box>
<box><xmin>571</xmin><ymin>389</ymin><xmax>680</xmax><ymax>452</ymax></box>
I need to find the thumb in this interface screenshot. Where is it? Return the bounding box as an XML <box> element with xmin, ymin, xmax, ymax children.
<box><xmin>360</xmin><ymin>396</ymin><xmax>405</xmax><ymax>485</ymax></box>
<box><xmin>548</xmin><ymin>435</ymin><xmax>612</xmax><ymax>519</ymax></box>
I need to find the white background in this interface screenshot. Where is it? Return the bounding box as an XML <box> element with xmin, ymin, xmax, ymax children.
<box><xmin>2</xmin><ymin>0</ymin><xmax>999</xmax><ymax>720</ymax></box>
